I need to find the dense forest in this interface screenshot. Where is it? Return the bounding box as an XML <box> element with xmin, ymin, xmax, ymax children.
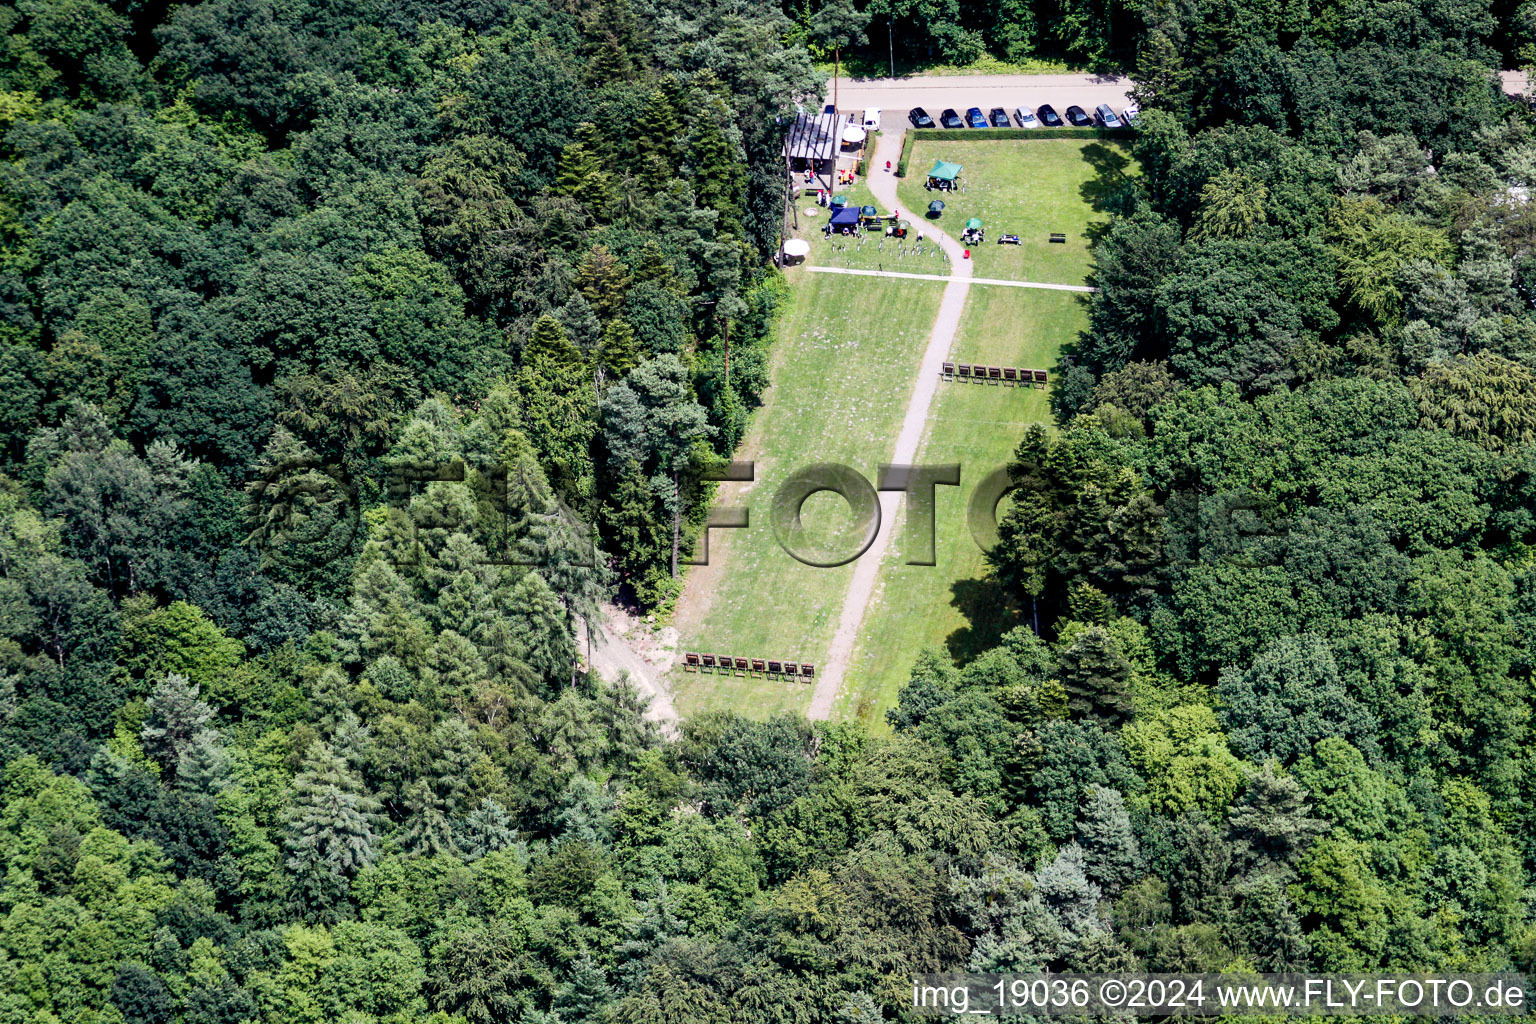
<box><xmin>2</xmin><ymin>0</ymin><xmax>1536</xmax><ymax>1020</ymax></box>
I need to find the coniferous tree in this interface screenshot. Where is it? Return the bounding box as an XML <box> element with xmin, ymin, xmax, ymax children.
<box><xmin>1057</xmin><ymin>627</ymin><xmax>1133</xmax><ymax>725</ymax></box>
<box><xmin>140</xmin><ymin>672</ymin><xmax>219</xmax><ymax>785</ymax></box>
<box><xmin>510</xmin><ymin>571</ymin><xmax>577</xmax><ymax>692</ymax></box>
<box><xmin>598</xmin><ymin>319</ymin><xmax>642</xmax><ymax>381</ymax></box>
<box><xmin>1078</xmin><ymin>784</ymin><xmax>1142</xmax><ymax>895</ymax></box>
<box><xmin>283</xmin><ymin>738</ymin><xmax>381</xmax><ymax>915</ymax></box>
<box><xmin>455</xmin><ymin>798</ymin><xmax>520</xmax><ymax>859</ymax></box>
<box><xmin>555</xmin><ymin>954</ymin><xmax>616</xmax><ymax>1019</ymax></box>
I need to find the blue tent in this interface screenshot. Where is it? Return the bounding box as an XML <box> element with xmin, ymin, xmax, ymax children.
<box><xmin>829</xmin><ymin>206</ymin><xmax>861</xmax><ymax>227</ymax></box>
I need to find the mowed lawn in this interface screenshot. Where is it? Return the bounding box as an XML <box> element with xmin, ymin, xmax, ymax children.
<box><xmin>670</xmin><ymin>270</ymin><xmax>946</xmax><ymax>718</ymax></box>
<box><xmin>789</xmin><ymin>181</ymin><xmax>954</xmax><ymax>276</ymax></box>
<box><xmin>834</xmin><ymin>285</ymin><xmax>1089</xmax><ymax>731</ymax></box>
<box><xmin>896</xmin><ymin>136</ymin><xmax>1135</xmax><ymax>284</ymax></box>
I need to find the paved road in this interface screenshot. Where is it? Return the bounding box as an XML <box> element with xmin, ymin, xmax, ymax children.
<box><xmin>806</xmin><ymin>130</ymin><xmax>974</xmax><ymax>721</ymax></box>
<box><xmin>825</xmin><ymin>72</ymin><xmax>1135</xmax><ymax>121</ymax></box>
<box><xmin>808</xmin><ymin>265</ymin><xmax>1096</xmax><ymax>292</ymax></box>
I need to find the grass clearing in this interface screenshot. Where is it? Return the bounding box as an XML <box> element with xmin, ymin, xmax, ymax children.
<box><xmin>896</xmin><ymin>136</ymin><xmax>1134</xmax><ymax>284</ymax></box>
<box><xmin>788</xmin><ymin>181</ymin><xmax>954</xmax><ymax>275</ymax></box>
<box><xmin>834</xmin><ymin>285</ymin><xmax>1087</xmax><ymax>730</ymax></box>
<box><xmin>670</xmin><ymin>269</ymin><xmax>946</xmax><ymax>718</ymax></box>
<box><xmin>677</xmin><ymin>135</ymin><xmax>1130</xmax><ymax>726</ymax></box>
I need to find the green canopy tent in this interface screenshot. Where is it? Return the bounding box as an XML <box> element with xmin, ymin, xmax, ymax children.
<box><xmin>926</xmin><ymin>160</ymin><xmax>962</xmax><ymax>191</ymax></box>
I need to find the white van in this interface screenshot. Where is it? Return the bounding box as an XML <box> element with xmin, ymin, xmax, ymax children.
<box><xmin>862</xmin><ymin>109</ymin><xmax>881</xmax><ymax>131</ymax></box>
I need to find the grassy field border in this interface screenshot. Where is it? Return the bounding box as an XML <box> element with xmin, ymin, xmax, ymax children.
<box><xmin>896</xmin><ymin>126</ymin><xmax>1134</xmax><ymax>176</ymax></box>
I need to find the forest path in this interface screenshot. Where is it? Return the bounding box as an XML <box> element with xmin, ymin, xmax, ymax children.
<box><xmin>582</xmin><ymin>604</ymin><xmax>680</xmax><ymax>737</ymax></box>
<box><xmin>806</xmin><ymin>129</ymin><xmax>972</xmax><ymax>720</ymax></box>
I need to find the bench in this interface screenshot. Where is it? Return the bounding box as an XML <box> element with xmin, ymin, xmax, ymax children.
<box><xmin>957</xmin><ymin>363</ymin><xmax>971</xmax><ymax>379</ymax></box>
<box><xmin>1032</xmin><ymin>369</ymin><xmax>1048</xmax><ymax>386</ymax></box>
<box><xmin>988</xmin><ymin>365</ymin><xmax>1003</xmax><ymax>382</ymax></box>
<box><xmin>942</xmin><ymin>361</ymin><xmax>956</xmax><ymax>379</ymax></box>
<box><xmin>1049</xmin><ymin>233</ymin><xmax>1067</xmax><ymax>243</ymax></box>
<box><xmin>1002</xmin><ymin>367</ymin><xmax>1018</xmax><ymax>385</ymax></box>
<box><xmin>684</xmin><ymin>652</ymin><xmax>700</xmax><ymax>671</ymax></box>
<box><xmin>801</xmin><ymin>663</ymin><xmax>816</xmax><ymax>678</ymax></box>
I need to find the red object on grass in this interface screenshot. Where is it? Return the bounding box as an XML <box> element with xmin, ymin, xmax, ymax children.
<box><xmin>963</xmin><ymin>249</ymin><xmax>971</xmax><ymax>259</ymax></box>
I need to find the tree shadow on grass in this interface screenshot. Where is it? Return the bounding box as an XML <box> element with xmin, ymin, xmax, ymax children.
<box><xmin>945</xmin><ymin>575</ymin><xmax>1022</xmax><ymax>665</ymax></box>
<box><xmin>1079</xmin><ymin>141</ymin><xmax>1134</xmax><ymax>218</ymax></box>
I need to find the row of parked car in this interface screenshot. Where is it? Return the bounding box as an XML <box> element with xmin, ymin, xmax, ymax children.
<box><xmin>908</xmin><ymin>103</ymin><xmax>1136</xmax><ymax>130</ymax></box>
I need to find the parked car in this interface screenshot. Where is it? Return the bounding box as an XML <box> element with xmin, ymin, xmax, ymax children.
<box><xmin>1095</xmin><ymin>103</ymin><xmax>1122</xmax><ymax>128</ymax></box>
<box><xmin>863</xmin><ymin>109</ymin><xmax>881</xmax><ymax>131</ymax></box>
<box><xmin>940</xmin><ymin>108</ymin><xmax>964</xmax><ymax>128</ymax></box>
<box><xmin>909</xmin><ymin>107</ymin><xmax>935</xmax><ymax>128</ymax></box>
<box><xmin>989</xmin><ymin>107</ymin><xmax>1010</xmax><ymax>127</ymax></box>
<box><xmin>965</xmin><ymin>107</ymin><xmax>988</xmax><ymax>128</ymax></box>
<box><xmin>1036</xmin><ymin>104</ymin><xmax>1064</xmax><ymax>127</ymax></box>
<box><xmin>1014</xmin><ymin>105</ymin><xmax>1039</xmax><ymax>127</ymax></box>
<box><xmin>1122</xmin><ymin>103</ymin><xmax>1140</xmax><ymax>124</ymax></box>
<box><xmin>1065</xmin><ymin>105</ymin><xmax>1093</xmax><ymax>127</ymax></box>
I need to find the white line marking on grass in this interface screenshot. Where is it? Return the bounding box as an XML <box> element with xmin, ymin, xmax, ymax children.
<box><xmin>806</xmin><ymin>265</ymin><xmax>1097</xmax><ymax>293</ymax></box>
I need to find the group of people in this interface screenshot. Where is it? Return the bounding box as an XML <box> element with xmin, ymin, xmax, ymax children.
<box><xmin>799</xmin><ymin>167</ymin><xmax>860</xmax><ymax>187</ymax></box>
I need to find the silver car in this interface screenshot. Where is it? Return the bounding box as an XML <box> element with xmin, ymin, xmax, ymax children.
<box><xmin>1096</xmin><ymin>103</ymin><xmax>1122</xmax><ymax>127</ymax></box>
<box><xmin>1014</xmin><ymin>105</ymin><xmax>1039</xmax><ymax>128</ymax></box>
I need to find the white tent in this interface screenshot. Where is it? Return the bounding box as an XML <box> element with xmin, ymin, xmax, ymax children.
<box><xmin>783</xmin><ymin>238</ymin><xmax>811</xmax><ymax>256</ymax></box>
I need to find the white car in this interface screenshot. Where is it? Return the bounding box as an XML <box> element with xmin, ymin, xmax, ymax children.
<box><xmin>1122</xmin><ymin>103</ymin><xmax>1139</xmax><ymax>124</ymax></box>
<box><xmin>1013</xmin><ymin>106</ymin><xmax>1039</xmax><ymax>128</ymax></box>
<box><xmin>862</xmin><ymin>109</ymin><xmax>881</xmax><ymax>131</ymax></box>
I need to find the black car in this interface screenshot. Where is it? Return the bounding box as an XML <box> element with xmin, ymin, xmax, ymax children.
<box><xmin>1036</xmin><ymin>104</ymin><xmax>1064</xmax><ymax>127</ymax></box>
<box><xmin>908</xmin><ymin>107</ymin><xmax>935</xmax><ymax>129</ymax></box>
<box><xmin>940</xmin><ymin>108</ymin><xmax>964</xmax><ymax>129</ymax></box>
<box><xmin>989</xmin><ymin>107</ymin><xmax>1010</xmax><ymax>127</ymax></box>
<box><xmin>1065</xmin><ymin>104</ymin><xmax>1093</xmax><ymax>127</ymax></box>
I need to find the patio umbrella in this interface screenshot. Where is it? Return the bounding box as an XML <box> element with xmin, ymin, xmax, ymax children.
<box><xmin>927</xmin><ymin>200</ymin><xmax>945</xmax><ymax>213</ymax></box>
<box><xmin>965</xmin><ymin>218</ymin><xmax>983</xmax><ymax>229</ymax></box>
<box><xmin>782</xmin><ymin>238</ymin><xmax>811</xmax><ymax>257</ymax></box>
<box><xmin>830</xmin><ymin>194</ymin><xmax>848</xmax><ymax>207</ymax></box>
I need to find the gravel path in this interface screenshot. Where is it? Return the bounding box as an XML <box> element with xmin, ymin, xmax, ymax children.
<box><xmin>806</xmin><ymin>129</ymin><xmax>973</xmax><ymax>720</ymax></box>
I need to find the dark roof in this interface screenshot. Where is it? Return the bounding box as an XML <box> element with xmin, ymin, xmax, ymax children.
<box><xmin>784</xmin><ymin>111</ymin><xmax>839</xmax><ymax>162</ymax></box>
<box><xmin>829</xmin><ymin>206</ymin><xmax>861</xmax><ymax>225</ymax></box>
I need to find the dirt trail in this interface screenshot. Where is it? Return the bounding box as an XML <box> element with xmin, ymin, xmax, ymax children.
<box><xmin>806</xmin><ymin>128</ymin><xmax>972</xmax><ymax>720</ymax></box>
<box><xmin>581</xmin><ymin>604</ymin><xmax>680</xmax><ymax>737</ymax></box>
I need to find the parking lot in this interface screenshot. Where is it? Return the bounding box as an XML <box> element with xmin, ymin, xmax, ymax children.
<box><xmin>827</xmin><ymin>72</ymin><xmax>1135</xmax><ymax>126</ymax></box>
